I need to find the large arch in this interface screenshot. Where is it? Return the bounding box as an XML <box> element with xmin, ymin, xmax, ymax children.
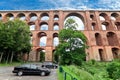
<box><xmin>107</xmin><ymin>32</ymin><xmax>119</xmax><ymax>46</ymax></box>
<box><xmin>64</xmin><ymin>13</ymin><xmax>85</xmax><ymax>30</ymax></box>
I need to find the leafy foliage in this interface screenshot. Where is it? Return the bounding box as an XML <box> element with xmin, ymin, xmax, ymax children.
<box><xmin>0</xmin><ymin>19</ymin><xmax>31</xmax><ymax>63</ymax></box>
<box><xmin>106</xmin><ymin>61</ymin><xmax>120</xmax><ymax>80</ymax></box>
<box><xmin>56</xmin><ymin>18</ymin><xmax>87</xmax><ymax>65</ymax></box>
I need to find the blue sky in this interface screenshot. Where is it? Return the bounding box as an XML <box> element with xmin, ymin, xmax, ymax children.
<box><xmin>0</xmin><ymin>0</ymin><xmax>120</xmax><ymax>10</ymax></box>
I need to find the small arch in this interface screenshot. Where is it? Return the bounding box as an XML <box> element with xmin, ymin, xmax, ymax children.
<box><xmin>91</xmin><ymin>23</ymin><xmax>97</xmax><ymax>30</ymax></box>
<box><xmin>40</xmin><ymin>13</ymin><xmax>49</xmax><ymax>21</ymax></box>
<box><xmin>112</xmin><ymin>48</ymin><xmax>120</xmax><ymax>59</ymax></box>
<box><xmin>17</xmin><ymin>13</ymin><xmax>26</xmax><ymax>21</ymax></box>
<box><xmin>40</xmin><ymin>22</ymin><xmax>48</xmax><ymax>30</ymax></box>
<box><xmin>115</xmin><ymin>22</ymin><xmax>120</xmax><ymax>30</ymax></box>
<box><xmin>98</xmin><ymin>49</ymin><xmax>104</xmax><ymax>61</ymax></box>
<box><xmin>38</xmin><ymin>32</ymin><xmax>47</xmax><ymax>46</ymax></box>
<box><xmin>28</xmin><ymin>22</ymin><xmax>36</xmax><ymax>30</ymax></box>
<box><xmin>90</xmin><ymin>14</ymin><xmax>94</xmax><ymax>20</ymax></box>
<box><xmin>5</xmin><ymin>13</ymin><xmax>14</xmax><ymax>20</ymax></box>
<box><xmin>95</xmin><ymin>33</ymin><xmax>102</xmax><ymax>46</ymax></box>
<box><xmin>107</xmin><ymin>32</ymin><xmax>119</xmax><ymax>46</ymax></box>
<box><xmin>54</xmin><ymin>15</ymin><xmax>59</xmax><ymax>20</ymax></box>
<box><xmin>101</xmin><ymin>22</ymin><xmax>109</xmax><ymax>30</ymax></box>
<box><xmin>99</xmin><ymin>13</ymin><xmax>108</xmax><ymax>21</ymax></box>
<box><xmin>0</xmin><ymin>14</ymin><xmax>2</xmax><ymax>20</ymax></box>
<box><xmin>30</xmin><ymin>36</ymin><xmax>33</xmax><ymax>44</ymax></box>
<box><xmin>29</xmin><ymin>13</ymin><xmax>37</xmax><ymax>21</ymax></box>
<box><xmin>111</xmin><ymin>13</ymin><xmax>119</xmax><ymax>21</ymax></box>
<box><xmin>53</xmin><ymin>23</ymin><xmax>59</xmax><ymax>30</ymax></box>
<box><xmin>53</xmin><ymin>33</ymin><xmax>59</xmax><ymax>46</ymax></box>
<box><xmin>52</xmin><ymin>49</ymin><xmax>59</xmax><ymax>63</ymax></box>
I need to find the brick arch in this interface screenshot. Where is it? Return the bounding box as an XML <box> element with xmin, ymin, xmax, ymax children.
<box><xmin>16</xmin><ymin>13</ymin><xmax>26</xmax><ymax>18</ymax></box>
<box><xmin>53</xmin><ymin>33</ymin><xmax>59</xmax><ymax>47</ymax></box>
<box><xmin>64</xmin><ymin>12</ymin><xmax>85</xmax><ymax>30</ymax></box>
<box><xmin>37</xmin><ymin>32</ymin><xmax>47</xmax><ymax>47</ymax></box>
<box><xmin>111</xmin><ymin>47</ymin><xmax>120</xmax><ymax>59</ymax></box>
<box><xmin>101</xmin><ymin>21</ymin><xmax>110</xmax><ymax>30</ymax></box>
<box><xmin>98</xmin><ymin>48</ymin><xmax>105</xmax><ymax>61</ymax></box>
<box><xmin>29</xmin><ymin>13</ymin><xmax>37</xmax><ymax>17</ymax></box>
<box><xmin>99</xmin><ymin>13</ymin><xmax>109</xmax><ymax>20</ymax></box>
<box><xmin>111</xmin><ymin>12</ymin><xmax>119</xmax><ymax>20</ymax></box>
<box><xmin>106</xmin><ymin>32</ymin><xmax>119</xmax><ymax>46</ymax></box>
<box><xmin>91</xmin><ymin>22</ymin><xmax>97</xmax><ymax>30</ymax></box>
<box><xmin>40</xmin><ymin>12</ymin><xmax>49</xmax><ymax>20</ymax></box>
<box><xmin>64</xmin><ymin>12</ymin><xmax>85</xmax><ymax>23</ymax></box>
<box><xmin>0</xmin><ymin>14</ymin><xmax>2</xmax><ymax>20</ymax></box>
<box><xmin>115</xmin><ymin>22</ymin><xmax>120</xmax><ymax>30</ymax></box>
<box><xmin>53</xmin><ymin>22</ymin><xmax>59</xmax><ymax>30</ymax></box>
<box><xmin>4</xmin><ymin>13</ymin><xmax>14</xmax><ymax>20</ymax></box>
<box><xmin>36</xmin><ymin>48</ymin><xmax>46</xmax><ymax>61</ymax></box>
<box><xmin>54</xmin><ymin>15</ymin><xmax>59</xmax><ymax>20</ymax></box>
<box><xmin>53</xmin><ymin>33</ymin><xmax>58</xmax><ymax>37</ymax></box>
<box><xmin>28</xmin><ymin>22</ymin><xmax>36</xmax><ymax>30</ymax></box>
<box><xmin>39</xmin><ymin>22</ymin><xmax>49</xmax><ymax>30</ymax></box>
<box><xmin>28</xmin><ymin>13</ymin><xmax>38</xmax><ymax>21</ymax></box>
<box><xmin>95</xmin><ymin>33</ymin><xmax>103</xmax><ymax>46</ymax></box>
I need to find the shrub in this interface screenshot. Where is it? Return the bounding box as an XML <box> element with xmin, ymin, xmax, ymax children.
<box><xmin>106</xmin><ymin>62</ymin><xmax>120</xmax><ymax>80</ymax></box>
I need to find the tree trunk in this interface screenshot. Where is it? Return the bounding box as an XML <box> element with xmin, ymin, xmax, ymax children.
<box><xmin>0</xmin><ymin>52</ymin><xmax>3</xmax><ymax>63</ymax></box>
<box><xmin>10</xmin><ymin>51</ymin><xmax>14</xmax><ymax>63</ymax></box>
<box><xmin>6</xmin><ymin>52</ymin><xmax>10</xmax><ymax>64</ymax></box>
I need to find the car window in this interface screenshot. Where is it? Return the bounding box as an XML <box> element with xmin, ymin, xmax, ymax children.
<box><xmin>30</xmin><ymin>64</ymin><xmax>37</xmax><ymax>69</ymax></box>
<box><xmin>21</xmin><ymin>64</ymin><xmax>31</xmax><ymax>68</ymax></box>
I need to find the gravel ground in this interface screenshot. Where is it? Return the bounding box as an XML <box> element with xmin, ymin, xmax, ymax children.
<box><xmin>0</xmin><ymin>66</ymin><xmax>58</xmax><ymax>80</ymax></box>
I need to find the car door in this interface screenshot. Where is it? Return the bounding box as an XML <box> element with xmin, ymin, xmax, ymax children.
<box><xmin>30</xmin><ymin>64</ymin><xmax>40</xmax><ymax>74</ymax></box>
<box><xmin>21</xmin><ymin>64</ymin><xmax>31</xmax><ymax>74</ymax></box>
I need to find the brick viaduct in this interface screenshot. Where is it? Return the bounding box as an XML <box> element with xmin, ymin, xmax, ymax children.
<box><xmin>0</xmin><ymin>10</ymin><xmax>120</xmax><ymax>61</ymax></box>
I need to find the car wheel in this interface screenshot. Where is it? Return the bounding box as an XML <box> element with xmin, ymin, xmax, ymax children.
<box><xmin>17</xmin><ymin>71</ymin><xmax>23</xmax><ymax>76</ymax></box>
<box><xmin>41</xmin><ymin>72</ymin><xmax>45</xmax><ymax>76</ymax></box>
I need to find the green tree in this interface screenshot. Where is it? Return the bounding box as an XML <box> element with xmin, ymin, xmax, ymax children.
<box><xmin>56</xmin><ymin>18</ymin><xmax>87</xmax><ymax>65</ymax></box>
<box><xmin>0</xmin><ymin>19</ymin><xmax>31</xmax><ymax>63</ymax></box>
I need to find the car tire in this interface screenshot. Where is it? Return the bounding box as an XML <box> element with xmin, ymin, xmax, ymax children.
<box><xmin>17</xmin><ymin>71</ymin><xmax>23</xmax><ymax>76</ymax></box>
<box><xmin>41</xmin><ymin>72</ymin><xmax>45</xmax><ymax>76</ymax></box>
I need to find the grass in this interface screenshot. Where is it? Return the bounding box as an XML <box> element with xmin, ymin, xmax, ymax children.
<box><xmin>0</xmin><ymin>61</ymin><xmax>27</xmax><ymax>67</ymax></box>
<box><xmin>57</xmin><ymin>61</ymin><xmax>113</xmax><ymax>80</ymax></box>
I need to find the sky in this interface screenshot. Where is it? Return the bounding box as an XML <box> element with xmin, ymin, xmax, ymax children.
<box><xmin>0</xmin><ymin>0</ymin><xmax>120</xmax><ymax>10</ymax></box>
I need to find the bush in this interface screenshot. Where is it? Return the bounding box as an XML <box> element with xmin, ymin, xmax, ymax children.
<box><xmin>106</xmin><ymin>61</ymin><xmax>120</xmax><ymax>80</ymax></box>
